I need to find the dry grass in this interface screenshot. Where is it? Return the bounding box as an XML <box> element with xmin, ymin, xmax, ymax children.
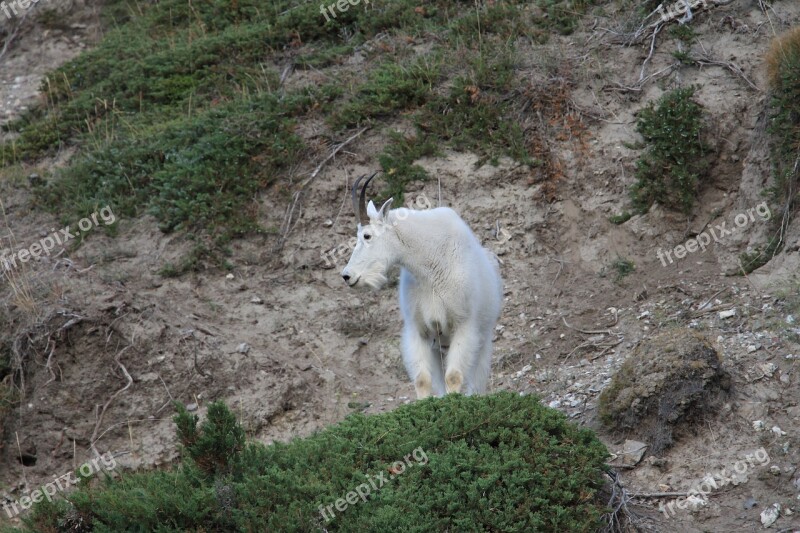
<box><xmin>765</xmin><ymin>26</ymin><xmax>800</xmax><ymax>90</ymax></box>
<box><xmin>0</xmin><ymin>197</ymin><xmax>37</xmax><ymax>316</ymax></box>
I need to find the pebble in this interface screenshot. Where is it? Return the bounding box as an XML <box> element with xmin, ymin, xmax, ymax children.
<box><xmin>760</xmin><ymin>503</ymin><xmax>780</xmax><ymax>527</ymax></box>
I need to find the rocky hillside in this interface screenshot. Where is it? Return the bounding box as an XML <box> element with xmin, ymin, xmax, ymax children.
<box><xmin>1</xmin><ymin>0</ymin><xmax>799</xmax><ymax>531</ymax></box>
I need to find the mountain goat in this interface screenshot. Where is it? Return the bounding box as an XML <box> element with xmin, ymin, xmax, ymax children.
<box><xmin>341</xmin><ymin>173</ymin><xmax>503</xmax><ymax>398</ymax></box>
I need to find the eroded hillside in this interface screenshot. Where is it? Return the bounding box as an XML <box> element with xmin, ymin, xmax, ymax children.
<box><xmin>1</xmin><ymin>0</ymin><xmax>799</xmax><ymax>531</ymax></box>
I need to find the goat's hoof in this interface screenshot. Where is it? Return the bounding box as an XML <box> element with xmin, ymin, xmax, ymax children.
<box><xmin>415</xmin><ymin>372</ymin><xmax>433</xmax><ymax>399</ymax></box>
<box><xmin>445</xmin><ymin>369</ymin><xmax>464</xmax><ymax>394</ymax></box>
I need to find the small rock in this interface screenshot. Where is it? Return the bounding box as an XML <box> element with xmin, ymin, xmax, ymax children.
<box><xmin>743</xmin><ymin>496</ymin><xmax>757</xmax><ymax>510</ymax></box>
<box><xmin>250</xmin><ymin>296</ymin><xmax>264</xmax><ymax>304</ymax></box>
<box><xmin>236</xmin><ymin>342</ymin><xmax>250</xmax><ymax>354</ymax></box>
<box><xmin>747</xmin><ymin>344</ymin><xmax>760</xmax><ymax>353</ymax></box>
<box><xmin>731</xmin><ymin>472</ymin><xmax>749</xmax><ymax>485</ymax></box>
<box><xmin>772</xmin><ymin>426</ymin><xmax>787</xmax><ymax>436</ymax></box>
<box><xmin>759</xmin><ymin>362</ymin><xmax>778</xmax><ymax>377</ymax></box>
<box><xmin>515</xmin><ymin>365</ymin><xmax>532</xmax><ymax>378</ymax></box>
<box><xmin>621</xmin><ymin>439</ymin><xmax>648</xmax><ymax>467</ymax></box>
<box><xmin>186</xmin><ymin>403</ymin><xmax>198</xmax><ymax>412</ymax></box>
<box><xmin>323</xmin><ymin>219</ymin><xmax>333</xmax><ymax>227</ymax></box>
<box><xmin>226</xmin><ymin>273</ymin><xmax>235</xmax><ymax>280</ymax></box>
<box><xmin>760</xmin><ymin>503</ymin><xmax>780</xmax><ymax>527</ymax></box>
<box><xmin>27</xmin><ymin>173</ymin><xmax>43</xmax><ymax>187</ymax></box>
<box><xmin>770</xmin><ymin>465</ymin><xmax>781</xmax><ymax>476</ymax></box>
<box><xmin>686</xmin><ymin>495</ymin><xmax>707</xmax><ymax>512</ymax></box>
<box><xmin>548</xmin><ymin>400</ymin><xmax>561</xmax><ymax>409</ymax></box>
<box><xmin>719</xmin><ymin>309</ymin><xmax>737</xmax><ymax>319</ymax></box>
<box><xmin>753</xmin><ymin>420</ymin><xmax>766</xmax><ymax>432</ymax></box>
<box><xmin>787</xmin><ymin>315</ymin><xmax>796</xmax><ymax>325</ymax></box>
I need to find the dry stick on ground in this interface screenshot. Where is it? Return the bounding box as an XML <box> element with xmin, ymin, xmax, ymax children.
<box><xmin>602</xmin><ymin>470</ymin><xmax>642</xmax><ymax>533</ymax></box>
<box><xmin>0</xmin><ymin>8</ymin><xmax>30</xmax><ymax>63</ymax></box>
<box><xmin>692</xmin><ymin>41</ymin><xmax>761</xmax><ymax>92</ymax></box>
<box><xmin>696</xmin><ymin>286</ymin><xmax>730</xmax><ymax>311</ymax></box>
<box><xmin>276</xmin><ymin>126</ymin><xmax>369</xmax><ymax>251</ymax></box>
<box><xmin>89</xmin><ymin>344</ymin><xmax>134</xmax><ymax>459</ymax></box>
<box><xmin>561</xmin><ymin>312</ymin><xmax>623</xmax><ymax>361</ymax></box>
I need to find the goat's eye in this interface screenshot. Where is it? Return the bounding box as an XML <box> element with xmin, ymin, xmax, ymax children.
<box><xmin>364</xmin><ymin>233</ymin><xmax>372</xmax><ymax>241</ymax></box>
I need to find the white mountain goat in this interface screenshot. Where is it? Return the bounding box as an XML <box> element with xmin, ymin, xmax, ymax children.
<box><xmin>341</xmin><ymin>173</ymin><xmax>503</xmax><ymax>398</ymax></box>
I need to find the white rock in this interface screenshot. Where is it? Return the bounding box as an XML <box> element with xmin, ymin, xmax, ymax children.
<box><xmin>549</xmin><ymin>400</ymin><xmax>561</xmax><ymax>409</ymax></box>
<box><xmin>772</xmin><ymin>426</ymin><xmax>787</xmax><ymax>436</ymax></box>
<box><xmin>686</xmin><ymin>495</ymin><xmax>707</xmax><ymax>512</ymax></box>
<box><xmin>719</xmin><ymin>309</ymin><xmax>737</xmax><ymax>319</ymax></box>
<box><xmin>515</xmin><ymin>365</ymin><xmax>532</xmax><ymax>378</ymax></box>
<box><xmin>759</xmin><ymin>362</ymin><xmax>778</xmax><ymax>377</ymax></box>
<box><xmin>237</xmin><ymin>342</ymin><xmax>250</xmax><ymax>354</ymax></box>
<box><xmin>226</xmin><ymin>273</ymin><xmax>235</xmax><ymax>280</ymax></box>
<box><xmin>760</xmin><ymin>503</ymin><xmax>780</xmax><ymax>527</ymax></box>
<box><xmin>753</xmin><ymin>420</ymin><xmax>765</xmax><ymax>431</ymax></box>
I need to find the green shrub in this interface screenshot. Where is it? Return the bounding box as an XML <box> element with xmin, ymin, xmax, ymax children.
<box><xmin>630</xmin><ymin>87</ymin><xmax>711</xmax><ymax>213</ymax></box>
<box><xmin>377</xmin><ymin>132</ymin><xmax>439</xmax><ymax>202</ymax></box>
<box><xmin>17</xmin><ymin>393</ymin><xmax>610</xmax><ymax>532</ymax></box>
<box><xmin>330</xmin><ymin>57</ymin><xmax>442</xmax><ymax>129</ymax></box>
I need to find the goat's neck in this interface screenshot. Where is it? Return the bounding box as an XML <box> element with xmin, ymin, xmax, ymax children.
<box><xmin>390</xmin><ymin>210</ymin><xmax>447</xmax><ymax>287</ymax></box>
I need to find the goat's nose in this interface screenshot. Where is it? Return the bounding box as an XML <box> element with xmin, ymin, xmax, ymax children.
<box><xmin>342</xmin><ymin>274</ymin><xmax>351</xmax><ymax>282</ymax></box>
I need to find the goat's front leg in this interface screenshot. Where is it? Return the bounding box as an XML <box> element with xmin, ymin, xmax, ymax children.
<box><xmin>444</xmin><ymin>326</ymin><xmax>482</xmax><ymax>395</ymax></box>
<box><xmin>401</xmin><ymin>324</ymin><xmax>443</xmax><ymax>399</ymax></box>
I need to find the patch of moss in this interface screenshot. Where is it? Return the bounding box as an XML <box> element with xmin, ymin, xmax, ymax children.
<box><xmin>599</xmin><ymin>330</ymin><xmax>730</xmax><ymax>453</ymax></box>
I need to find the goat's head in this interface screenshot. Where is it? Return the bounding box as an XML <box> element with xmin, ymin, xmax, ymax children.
<box><xmin>341</xmin><ymin>173</ymin><xmax>397</xmax><ymax>290</ymax></box>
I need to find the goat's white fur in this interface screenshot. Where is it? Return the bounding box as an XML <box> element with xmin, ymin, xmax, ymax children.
<box><xmin>342</xmin><ymin>197</ymin><xmax>503</xmax><ymax>398</ymax></box>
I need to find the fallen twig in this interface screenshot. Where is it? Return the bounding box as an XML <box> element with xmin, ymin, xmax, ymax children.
<box><xmin>276</xmin><ymin>126</ymin><xmax>369</xmax><ymax>251</ymax></box>
<box><xmin>89</xmin><ymin>344</ymin><xmax>134</xmax><ymax>459</ymax></box>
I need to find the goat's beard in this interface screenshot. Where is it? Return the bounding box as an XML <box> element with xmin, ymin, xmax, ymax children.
<box><xmin>358</xmin><ymin>269</ymin><xmax>389</xmax><ymax>291</ymax></box>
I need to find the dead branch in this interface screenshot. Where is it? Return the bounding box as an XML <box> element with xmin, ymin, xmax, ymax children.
<box><xmin>89</xmin><ymin>344</ymin><xmax>134</xmax><ymax>459</ymax></box>
<box><xmin>276</xmin><ymin>126</ymin><xmax>369</xmax><ymax>251</ymax></box>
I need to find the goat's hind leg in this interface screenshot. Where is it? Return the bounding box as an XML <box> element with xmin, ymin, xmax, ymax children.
<box><xmin>401</xmin><ymin>324</ymin><xmax>444</xmax><ymax>399</ymax></box>
<box><xmin>443</xmin><ymin>326</ymin><xmax>481</xmax><ymax>395</ymax></box>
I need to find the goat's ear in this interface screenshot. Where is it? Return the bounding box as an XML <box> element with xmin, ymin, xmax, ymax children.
<box><xmin>378</xmin><ymin>197</ymin><xmax>394</xmax><ymax>219</ymax></box>
<box><xmin>366</xmin><ymin>200</ymin><xmax>379</xmax><ymax>221</ymax></box>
